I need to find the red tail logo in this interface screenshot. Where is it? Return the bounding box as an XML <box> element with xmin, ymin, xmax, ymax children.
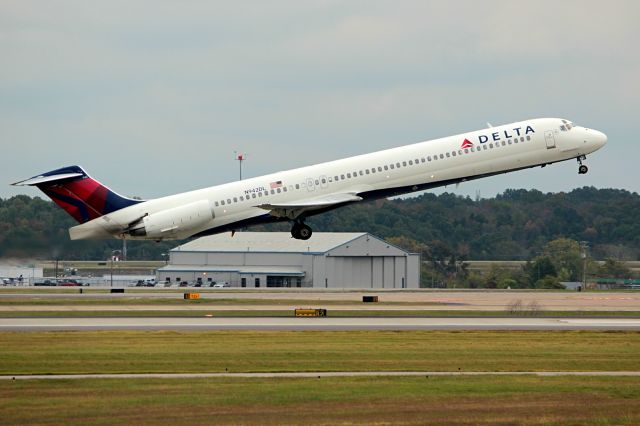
<box><xmin>461</xmin><ymin>138</ymin><xmax>473</xmax><ymax>149</ymax></box>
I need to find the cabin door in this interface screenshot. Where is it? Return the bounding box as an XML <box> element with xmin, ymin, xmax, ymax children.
<box><xmin>544</xmin><ymin>130</ymin><xmax>556</xmax><ymax>149</ymax></box>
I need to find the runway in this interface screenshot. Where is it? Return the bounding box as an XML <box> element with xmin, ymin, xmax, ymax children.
<box><xmin>3</xmin><ymin>290</ymin><xmax>640</xmax><ymax>311</ymax></box>
<box><xmin>3</xmin><ymin>371</ymin><xmax>640</xmax><ymax>380</ymax></box>
<box><xmin>2</xmin><ymin>316</ymin><xmax>640</xmax><ymax>331</ymax></box>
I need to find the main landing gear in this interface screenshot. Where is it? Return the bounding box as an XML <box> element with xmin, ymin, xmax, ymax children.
<box><xmin>577</xmin><ymin>155</ymin><xmax>588</xmax><ymax>175</ymax></box>
<box><xmin>291</xmin><ymin>221</ymin><xmax>312</xmax><ymax>240</ymax></box>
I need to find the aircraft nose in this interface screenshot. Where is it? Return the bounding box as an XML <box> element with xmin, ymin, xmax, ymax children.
<box><xmin>593</xmin><ymin>129</ymin><xmax>607</xmax><ymax>148</ymax></box>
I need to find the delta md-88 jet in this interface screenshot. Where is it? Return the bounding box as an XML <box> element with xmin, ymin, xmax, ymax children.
<box><xmin>13</xmin><ymin>118</ymin><xmax>606</xmax><ymax>241</ymax></box>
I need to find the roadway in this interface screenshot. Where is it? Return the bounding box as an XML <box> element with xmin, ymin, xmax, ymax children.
<box><xmin>2</xmin><ymin>316</ymin><xmax>640</xmax><ymax>331</ymax></box>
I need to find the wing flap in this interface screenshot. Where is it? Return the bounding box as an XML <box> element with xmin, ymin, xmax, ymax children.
<box><xmin>256</xmin><ymin>192</ymin><xmax>363</xmax><ymax>219</ymax></box>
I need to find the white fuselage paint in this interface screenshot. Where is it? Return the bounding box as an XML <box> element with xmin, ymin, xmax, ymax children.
<box><xmin>69</xmin><ymin>118</ymin><xmax>607</xmax><ymax>240</ymax></box>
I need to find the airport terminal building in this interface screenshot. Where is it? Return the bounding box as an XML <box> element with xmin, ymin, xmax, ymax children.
<box><xmin>157</xmin><ymin>232</ymin><xmax>420</xmax><ymax>289</ymax></box>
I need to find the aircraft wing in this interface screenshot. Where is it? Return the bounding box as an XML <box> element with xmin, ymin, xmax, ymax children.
<box><xmin>257</xmin><ymin>192</ymin><xmax>363</xmax><ymax>219</ymax></box>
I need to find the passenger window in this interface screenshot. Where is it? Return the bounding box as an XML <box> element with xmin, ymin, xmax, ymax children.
<box><xmin>240</xmin><ymin>196</ymin><xmax>244</xmax><ymax>201</ymax></box>
<box><xmin>277</xmin><ymin>188</ymin><xmax>281</xmax><ymax>193</ymax></box>
<box><xmin>464</xmin><ymin>149</ymin><xmax>469</xmax><ymax>154</ymax></box>
<box><xmin>439</xmin><ymin>154</ymin><xmax>444</xmax><ymax>159</ymax></box>
<box><xmin>315</xmin><ymin>180</ymin><xmax>319</xmax><ymax>185</ymax></box>
<box><xmin>402</xmin><ymin>161</ymin><xmax>407</xmax><ymax>166</ymax></box>
<box><xmin>526</xmin><ymin>135</ymin><xmax>531</xmax><ymax>141</ymax></box>
<box><xmin>508</xmin><ymin>140</ymin><xmax>512</xmax><ymax>145</ymax></box>
<box><xmin>489</xmin><ymin>143</ymin><xmax>493</xmax><ymax>148</ymax></box>
<box><xmin>421</xmin><ymin>158</ymin><xmax>425</xmax><ymax>163</ymax></box>
<box><xmin>252</xmin><ymin>193</ymin><xmax>256</xmax><ymax>198</ymax></box>
<box><xmin>446</xmin><ymin>152</ymin><xmax>450</xmax><ymax>158</ymax></box>
<box><xmin>233</xmin><ymin>197</ymin><xmax>238</xmax><ymax>202</ymax></box>
<box><xmin>452</xmin><ymin>151</ymin><xmax>456</xmax><ymax>156</ymax></box>
<box><xmin>284</xmin><ymin>186</ymin><xmax>289</xmax><ymax>192</ymax></box>
<box><xmin>221</xmin><ymin>200</ymin><xmax>225</xmax><ymax>205</ymax></box>
<box><xmin>378</xmin><ymin>167</ymin><xmax>382</xmax><ymax>172</ymax></box>
<box><xmin>415</xmin><ymin>158</ymin><xmax>419</xmax><ymax>164</ymax></box>
<box><xmin>227</xmin><ymin>199</ymin><xmax>232</xmax><ymax>204</ymax></box>
<box><xmin>365</xmin><ymin>169</ymin><xmax>370</xmax><ymax>174</ymax></box>
<box><xmin>295</xmin><ymin>184</ymin><xmax>300</xmax><ymax>189</ymax></box>
<box><xmin>215</xmin><ymin>201</ymin><xmax>219</xmax><ymax>207</ymax></box>
<box><xmin>390</xmin><ymin>164</ymin><xmax>395</xmax><ymax>169</ymax></box>
<box><xmin>501</xmin><ymin>141</ymin><xmax>506</xmax><ymax>146</ymax></box>
<box><xmin>427</xmin><ymin>156</ymin><xmax>432</xmax><ymax>161</ymax></box>
<box><xmin>371</xmin><ymin>168</ymin><xmax>376</xmax><ymax>173</ymax></box>
<box><xmin>270</xmin><ymin>189</ymin><xmax>275</xmax><ymax>195</ymax></box>
<box><xmin>396</xmin><ymin>163</ymin><xmax>401</xmax><ymax>168</ymax></box>
<box><xmin>321</xmin><ymin>178</ymin><xmax>326</xmax><ymax>183</ymax></box>
<box><xmin>258</xmin><ymin>193</ymin><xmax>262</xmax><ymax>197</ymax></box>
<box><xmin>341</xmin><ymin>174</ymin><xmax>345</xmax><ymax>179</ymax></box>
<box><xmin>520</xmin><ymin>137</ymin><xmax>525</xmax><ymax>142</ymax></box>
<box><xmin>347</xmin><ymin>173</ymin><xmax>351</xmax><ymax>178</ymax></box>
<box><xmin>383</xmin><ymin>165</ymin><xmax>388</xmax><ymax>171</ymax></box>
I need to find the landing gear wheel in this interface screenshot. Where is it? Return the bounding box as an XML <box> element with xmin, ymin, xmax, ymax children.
<box><xmin>577</xmin><ymin>155</ymin><xmax>588</xmax><ymax>174</ymax></box>
<box><xmin>298</xmin><ymin>224</ymin><xmax>312</xmax><ymax>240</ymax></box>
<box><xmin>291</xmin><ymin>223</ymin><xmax>312</xmax><ymax>240</ymax></box>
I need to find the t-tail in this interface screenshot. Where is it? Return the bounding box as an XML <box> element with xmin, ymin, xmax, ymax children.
<box><xmin>12</xmin><ymin>165</ymin><xmax>142</xmax><ymax>223</ymax></box>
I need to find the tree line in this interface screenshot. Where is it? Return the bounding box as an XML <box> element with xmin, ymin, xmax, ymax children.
<box><xmin>1</xmin><ymin>187</ymin><xmax>638</xmax><ymax>270</ymax></box>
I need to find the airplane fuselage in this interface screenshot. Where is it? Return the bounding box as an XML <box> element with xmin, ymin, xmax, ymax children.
<box><xmin>26</xmin><ymin>117</ymin><xmax>607</xmax><ymax>241</ymax></box>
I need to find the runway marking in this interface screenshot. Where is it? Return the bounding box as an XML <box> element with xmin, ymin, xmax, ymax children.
<box><xmin>2</xmin><ymin>371</ymin><xmax>640</xmax><ymax>380</ymax></box>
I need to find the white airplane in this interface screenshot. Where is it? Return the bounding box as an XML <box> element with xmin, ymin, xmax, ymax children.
<box><xmin>13</xmin><ymin>118</ymin><xmax>606</xmax><ymax>241</ymax></box>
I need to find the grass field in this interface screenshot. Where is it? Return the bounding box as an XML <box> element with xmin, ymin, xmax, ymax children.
<box><xmin>3</xmin><ymin>330</ymin><xmax>640</xmax><ymax>425</ymax></box>
<box><xmin>2</xmin><ymin>330</ymin><xmax>639</xmax><ymax>375</ymax></box>
<box><xmin>2</xmin><ymin>375</ymin><xmax>640</xmax><ymax>425</ymax></box>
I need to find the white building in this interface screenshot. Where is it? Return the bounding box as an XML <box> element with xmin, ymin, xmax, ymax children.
<box><xmin>158</xmin><ymin>232</ymin><xmax>420</xmax><ymax>289</ymax></box>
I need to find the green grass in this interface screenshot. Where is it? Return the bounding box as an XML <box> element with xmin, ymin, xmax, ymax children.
<box><xmin>1</xmin><ymin>330</ymin><xmax>640</xmax><ymax>375</ymax></box>
<box><xmin>3</xmin><ymin>376</ymin><xmax>640</xmax><ymax>425</ymax></box>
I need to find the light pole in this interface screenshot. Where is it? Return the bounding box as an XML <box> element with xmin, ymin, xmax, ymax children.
<box><xmin>580</xmin><ymin>241</ymin><xmax>589</xmax><ymax>291</ymax></box>
<box><xmin>110</xmin><ymin>250</ymin><xmax>121</xmax><ymax>288</ymax></box>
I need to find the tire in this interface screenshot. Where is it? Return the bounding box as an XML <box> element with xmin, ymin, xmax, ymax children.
<box><xmin>298</xmin><ymin>224</ymin><xmax>312</xmax><ymax>240</ymax></box>
<box><xmin>579</xmin><ymin>165</ymin><xmax>588</xmax><ymax>174</ymax></box>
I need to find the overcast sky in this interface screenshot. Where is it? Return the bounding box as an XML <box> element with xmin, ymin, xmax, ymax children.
<box><xmin>1</xmin><ymin>0</ymin><xmax>638</xmax><ymax>201</ymax></box>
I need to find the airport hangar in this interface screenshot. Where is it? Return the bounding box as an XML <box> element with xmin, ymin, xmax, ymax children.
<box><xmin>157</xmin><ymin>232</ymin><xmax>420</xmax><ymax>289</ymax></box>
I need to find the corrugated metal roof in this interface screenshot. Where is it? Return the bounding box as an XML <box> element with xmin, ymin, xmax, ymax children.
<box><xmin>172</xmin><ymin>232</ymin><xmax>367</xmax><ymax>253</ymax></box>
<box><xmin>157</xmin><ymin>264</ymin><xmax>305</xmax><ymax>276</ymax></box>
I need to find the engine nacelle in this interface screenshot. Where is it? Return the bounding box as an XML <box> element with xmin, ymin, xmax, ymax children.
<box><xmin>127</xmin><ymin>200</ymin><xmax>213</xmax><ymax>239</ymax></box>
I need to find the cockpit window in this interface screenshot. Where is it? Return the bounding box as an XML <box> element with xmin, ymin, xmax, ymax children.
<box><xmin>560</xmin><ymin>121</ymin><xmax>574</xmax><ymax>131</ymax></box>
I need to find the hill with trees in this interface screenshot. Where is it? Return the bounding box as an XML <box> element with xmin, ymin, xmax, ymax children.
<box><xmin>1</xmin><ymin>187</ymin><xmax>638</xmax><ymax>270</ymax></box>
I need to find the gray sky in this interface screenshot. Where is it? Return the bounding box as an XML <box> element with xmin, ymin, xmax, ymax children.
<box><xmin>1</xmin><ymin>0</ymin><xmax>638</xmax><ymax>200</ymax></box>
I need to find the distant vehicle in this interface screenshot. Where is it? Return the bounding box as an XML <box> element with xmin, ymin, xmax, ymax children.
<box><xmin>136</xmin><ymin>279</ymin><xmax>156</xmax><ymax>287</ymax></box>
<box><xmin>34</xmin><ymin>279</ymin><xmax>57</xmax><ymax>286</ymax></box>
<box><xmin>212</xmin><ymin>282</ymin><xmax>229</xmax><ymax>288</ymax></box>
<box><xmin>179</xmin><ymin>281</ymin><xmax>188</xmax><ymax>287</ymax></box>
<box><xmin>12</xmin><ymin>119</ymin><xmax>606</xmax><ymax>242</ymax></box>
<box><xmin>57</xmin><ymin>279</ymin><xmax>83</xmax><ymax>286</ymax></box>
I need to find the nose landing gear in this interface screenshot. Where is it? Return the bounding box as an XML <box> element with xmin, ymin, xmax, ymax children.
<box><xmin>291</xmin><ymin>221</ymin><xmax>312</xmax><ymax>240</ymax></box>
<box><xmin>577</xmin><ymin>155</ymin><xmax>588</xmax><ymax>175</ymax></box>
